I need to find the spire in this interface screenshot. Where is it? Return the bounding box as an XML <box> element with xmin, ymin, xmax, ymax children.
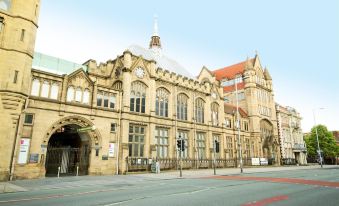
<box><xmin>153</xmin><ymin>15</ymin><xmax>159</xmax><ymax>36</ymax></box>
<box><xmin>149</xmin><ymin>15</ymin><xmax>162</xmax><ymax>52</ymax></box>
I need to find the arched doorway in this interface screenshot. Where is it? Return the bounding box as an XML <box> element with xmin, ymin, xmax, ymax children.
<box><xmin>45</xmin><ymin>124</ymin><xmax>91</xmax><ymax>176</ymax></box>
<box><xmin>260</xmin><ymin>119</ymin><xmax>275</xmax><ymax>162</ymax></box>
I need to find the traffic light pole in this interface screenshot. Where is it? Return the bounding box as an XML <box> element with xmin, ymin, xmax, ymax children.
<box><xmin>179</xmin><ymin>138</ymin><xmax>183</xmax><ymax>177</ymax></box>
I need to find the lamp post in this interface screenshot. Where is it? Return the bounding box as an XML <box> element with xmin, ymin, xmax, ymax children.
<box><xmin>235</xmin><ymin>74</ymin><xmax>249</xmax><ymax>173</ymax></box>
<box><xmin>312</xmin><ymin>108</ymin><xmax>324</xmax><ymax>168</ymax></box>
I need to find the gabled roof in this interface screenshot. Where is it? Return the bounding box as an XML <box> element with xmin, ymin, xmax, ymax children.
<box><xmin>224</xmin><ymin>103</ymin><xmax>248</xmax><ymax>118</ymax></box>
<box><xmin>213</xmin><ymin>58</ymin><xmax>254</xmax><ymax>81</ymax></box>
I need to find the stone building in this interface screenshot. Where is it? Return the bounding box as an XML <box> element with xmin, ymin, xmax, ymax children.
<box><xmin>276</xmin><ymin>104</ymin><xmax>307</xmax><ymax>165</ymax></box>
<box><xmin>0</xmin><ymin>0</ymin><xmax>304</xmax><ymax>180</ymax></box>
<box><xmin>212</xmin><ymin>57</ymin><xmax>281</xmax><ymax>165</ymax></box>
<box><xmin>0</xmin><ymin>0</ymin><xmax>40</xmax><ymax>180</ymax></box>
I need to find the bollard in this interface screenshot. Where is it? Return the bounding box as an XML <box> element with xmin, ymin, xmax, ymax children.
<box><xmin>76</xmin><ymin>166</ymin><xmax>79</xmax><ymax>176</ymax></box>
<box><xmin>57</xmin><ymin>166</ymin><xmax>60</xmax><ymax>178</ymax></box>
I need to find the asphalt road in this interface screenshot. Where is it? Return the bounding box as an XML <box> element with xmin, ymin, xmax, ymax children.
<box><xmin>0</xmin><ymin>167</ymin><xmax>338</xmax><ymax>206</ymax></box>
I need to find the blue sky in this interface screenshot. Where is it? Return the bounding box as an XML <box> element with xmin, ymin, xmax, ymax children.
<box><xmin>35</xmin><ymin>0</ymin><xmax>339</xmax><ymax>132</ymax></box>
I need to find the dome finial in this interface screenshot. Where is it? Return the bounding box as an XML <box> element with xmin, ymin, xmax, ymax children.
<box><xmin>153</xmin><ymin>14</ymin><xmax>159</xmax><ymax>36</ymax></box>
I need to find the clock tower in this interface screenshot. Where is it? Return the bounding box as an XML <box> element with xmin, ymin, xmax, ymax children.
<box><xmin>0</xmin><ymin>0</ymin><xmax>40</xmax><ymax>180</ymax></box>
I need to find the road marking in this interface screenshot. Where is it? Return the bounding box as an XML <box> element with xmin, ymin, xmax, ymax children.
<box><xmin>241</xmin><ymin>195</ymin><xmax>289</xmax><ymax>206</ymax></box>
<box><xmin>0</xmin><ymin>185</ymin><xmax>154</xmax><ymax>204</ymax></box>
<box><xmin>205</xmin><ymin>175</ymin><xmax>339</xmax><ymax>188</ymax></box>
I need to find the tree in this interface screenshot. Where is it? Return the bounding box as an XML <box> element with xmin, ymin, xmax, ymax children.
<box><xmin>305</xmin><ymin>125</ymin><xmax>339</xmax><ymax>163</ymax></box>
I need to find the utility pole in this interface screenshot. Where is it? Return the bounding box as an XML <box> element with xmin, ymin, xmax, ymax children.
<box><xmin>213</xmin><ymin>139</ymin><xmax>216</xmax><ymax>175</ymax></box>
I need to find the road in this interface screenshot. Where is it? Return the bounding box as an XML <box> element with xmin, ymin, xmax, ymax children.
<box><xmin>0</xmin><ymin>166</ymin><xmax>338</xmax><ymax>206</ymax></box>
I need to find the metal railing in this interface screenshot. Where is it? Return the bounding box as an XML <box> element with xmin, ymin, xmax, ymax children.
<box><xmin>126</xmin><ymin>157</ymin><xmax>253</xmax><ymax>172</ymax></box>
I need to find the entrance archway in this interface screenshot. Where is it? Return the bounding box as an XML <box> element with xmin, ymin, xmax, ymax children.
<box><xmin>43</xmin><ymin>115</ymin><xmax>101</xmax><ymax>177</ymax></box>
<box><xmin>45</xmin><ymin>124</ymin><xmax>91</xmax><ymax>176</ymax></box>
<box><xmin>260</xmin><ymin>119</ymin><xmax>274</xmax><ymax>160</ymax></box>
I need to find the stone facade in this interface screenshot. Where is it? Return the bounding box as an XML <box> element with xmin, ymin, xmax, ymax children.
<box><xmin>0</xmin><ymin>0</ymin><xmax>40</xmax><ymax>181</ymax></box>
<box><xmin>0</xmin><ymin>1</ymin><xmax>305</xmax><ymax>181</ymax></box>
<box><xmin>276</xmin><ymin>104</ymin><xmax>307</xmax><ymax>165</ymax></box>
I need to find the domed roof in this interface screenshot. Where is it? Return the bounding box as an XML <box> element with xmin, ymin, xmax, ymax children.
<box><xmin>127</xmin><ymin>45</ymin><xmax>194</xmax><ymax>79</ymax></box>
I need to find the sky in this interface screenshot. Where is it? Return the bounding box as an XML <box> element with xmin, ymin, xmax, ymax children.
<box><xmin>34</xmin><ymin>0</ymin><xmax>339</xmax><ymax>133</ymax></box>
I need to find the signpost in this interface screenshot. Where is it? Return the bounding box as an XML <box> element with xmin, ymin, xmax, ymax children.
<box><xmin>77</xmin><ymin>126</ymin><xmax>96</xmax><ymax>133</ymax></box>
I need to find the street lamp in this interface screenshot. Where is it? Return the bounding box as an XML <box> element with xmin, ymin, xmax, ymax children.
<box><xmin>312</xmin><ymin>108</ymin><xmax>324</xmax><ymax>168</ymax></box>
<box><xmin>235</xmin><ymin>74</ymin><xmax>249</xmax><ymax>173</ymax></box>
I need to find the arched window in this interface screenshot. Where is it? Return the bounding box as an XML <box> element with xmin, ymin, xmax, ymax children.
<box><xmin>66</xmin><ymin>86</ymin><xmax>74</xmax><ymax>102</ymax></box>
<box><xmin>211</xmin><ymin>102</ymin><xmax>219</xmax><ymax>126</ymax></box>
<box><xmin>195</xmin><ymin>98</ymin><xmax>204</xmax><ymax>123</ymax></box>
<box><xmin>75</xmin><ymin>87</ymin><xmax>82</xmax><ymax>102</ymax></box>
<box><xmin>50</xmin><ymin>83</ymin><xmax>59</xmax><ymax>100</ymax></box>
<box><xmin>31</xmin><ymin>79</ymin><xmax>40</xmax><ymax>96</ymax></box>
<box><xmin>177</xmin><ymin>93</ymin><xmax>188</xmax><ymax>120</ymax></box>
<box><xmin>130</xmin><ymin>81</ymin><xmax>146</xmax><ymax>113</ymax></box>
<box><xmin>155</xmin><ymin>88</ymin><xmax>169</xmax><ymax>117</ymax></box>
<box><xmin>41</xmin><ymin>81</ymin><xmax>50</xmax><ymax>98</ymax></box>
<box><xmin>83</xmin><ymin>89</ymin><xmax>90</xmax><ymax>104</ymax></box>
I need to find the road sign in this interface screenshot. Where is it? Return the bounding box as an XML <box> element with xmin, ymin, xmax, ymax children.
<box><xmin>77</xmin><ymin>126</ymin><xmax>96</xmax><ymax>132</ymax></box>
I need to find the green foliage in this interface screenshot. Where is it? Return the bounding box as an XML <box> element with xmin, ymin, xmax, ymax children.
<box><xmin>305</xmin><ymin>125</ymin><xmax>339</xmax><ymax>158</ymax></box>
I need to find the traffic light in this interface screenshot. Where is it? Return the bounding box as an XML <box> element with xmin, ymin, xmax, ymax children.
<box><xmin>177</xmin><ymin>139</ymin><xmax>182</xmax><ymax>151</ymax></box>
<box><xmin>177</xmin><ymin>139</ymin><xmax>185</xmax><ymax>151</ymax></box>
<box><xmin>215</xmin><ymin>140</ymin><xmax>220</xmax><ymax>153</ymax></box>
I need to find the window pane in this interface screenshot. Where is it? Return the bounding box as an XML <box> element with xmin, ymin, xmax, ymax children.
<box><xmin>140</xmin><ymin>144</ymin><xmax>144</xmax><ymax>157</ymax></box>
<box><xmin>109</xmin><ymin>96</ymin><xmax>115</xmax><ymax>108</ymax></box>
<box><xmin>31</xmin><ymin>79</ymin><xmax>40</xmax><ymax>96</ymax></box>
<box><xmin>141</xmin><ymin>97</ymin><xmax>145</xmax><ymax>113</ymax></box>
<box><xmin>41</xmin><ymin>81</ymin><xmax>49</xmax><ymax>98</ymax></box>
<box><xmin>83</xmin><ymin>89</ymin><xmax>90</xmax><ymax>104</ymax></box>
<box><xmin>75</xmin><ymin>88</ymin><xmax>82</xmax><ymax>102</ymax></box>
<box><xmin>130</xmin><ymin>97</ymin><xmax>134</xmax><ymax>111</ymax></box>
<box><xmin>135</xmin><ymin>97</ymin><xmax>140</xmax><ymax>112</ymax></box>
<box><xmin>24</xmin><ymin>114</ymin><xmax>33</xmax><ymax>124</ymax></box>
<box><xmin>66</xmin><ymin>87</ymin><xmax>74</xmax><ymax>102</ymax></box>
<box><xmin>50</xmin><ymin>84</ymin><xmax>59</xmax><ymax>100</ymax></box>
<box><xmin>97</xmin><ymin>93</ymin><xmax>102</xmax><ymax>107</ymax></box>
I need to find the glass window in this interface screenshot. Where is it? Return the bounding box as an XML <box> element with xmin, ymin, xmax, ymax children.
<box><xmin>75</xmin><ymin>88</ymin><xmax>82</xmax><ymax>102</ymax></box>
<box><xmin>109</xmin><ymin>95</ymin><xmax>115</xmax><ymax>108</ymax></box>
<box><xmin>13</xmin><ymin>70</ymin><xmax>18</xmax><ymax>83</ymax></box>
<box><xmin>66</xmin><ymin>86</ymin><xmax>74</xmax><ymax>102</ymax></box>
<box><xmin>110</xmin><ymin>123</ymin><xmax>116</xmax><ymax>132</ymax></box>
<box><xmin>50</xmin><ymin>83</ymin><xmax>59</xmax><ymax>100</ymax></box>
<box><xmin>155</xmin><ymin>88</ymin><xmax>169</xmax><ymax>117</ymax></box>
<box><xmin>177</xmin><ymin>94</ymin><xmax>188</xmax><ymax>120</ymax></box>
<box><xmin>0</xmin><ymin>0</ymin><xmax>11</xmax><ymax>11</ymax></box>
<box><xmin>41</xmin><ymin>81</ymin><xmax>50</xmax><ymax>98</ymax></box>
<box><xmin>31</xmin><ymin>79</ymin><xmax>40</xmax><ymax>96</ymax></box>
<box><xmin>128</xmin><ymin>125</ymin><xmax>145</xmax><ymax>157</ymax></box>
<box><xmin>225</xmin><ymin>118</ymin><xmax>232</xmax><ymax>128</ymax></box>
<box><xmin>83</xmin><ymin>89</ymin><xmax>90</xmax><ymax>104</ymax></box>
<box><xmin>211</xmin><ymin>102</ymin><xmax>219</xmax><ymax>126</ymax></box>
<box><xmin>196</xmin><ymin>133</ymin><xmax>205</xmax><ymax>159</ymax></box>
<box><xmin>155</xmin><ymin>128</ymin><xmax>169</xmax><ymax>158</ymax></box>
<box><xmin>103</xmin><ymin>94</ymin><xmax>109</xmax><ymax>107</ymax></box>
<box><xmin>226</xmin><ymin>136</ymin><xmax>233</xmax><ymax>159</ymax></box>
<box><xmin>130</xmin><ymin>81</ymin><xmax>146</xmax><ymax>113</ymax></box>
<box><xmin>24</xmin><ymin>114</ymin><xmax>34</xmax><ymax>125</ymax></box>
<box><xmin>195</xmin><ymin>98</ymin><xmax>204</xmax><ymax>123</ymax></box>
<box><xmin>0</xmin><ymin>17</ymin><xmax>3</xmax><ymax>32</ymax></box>
<box><xmin>177</xmin><ymin>131</ymin><xmax>188</xmax><ymax>158</ymax></box>
<box><xmin>20</xmin><ymin>29</ymin><xmax>25</xmax><ymax>41</ymax></box>
<box><xmin>97</xmin><ymin>92</ymin><xmax>103</xmax><ymax>107</ymax></box>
